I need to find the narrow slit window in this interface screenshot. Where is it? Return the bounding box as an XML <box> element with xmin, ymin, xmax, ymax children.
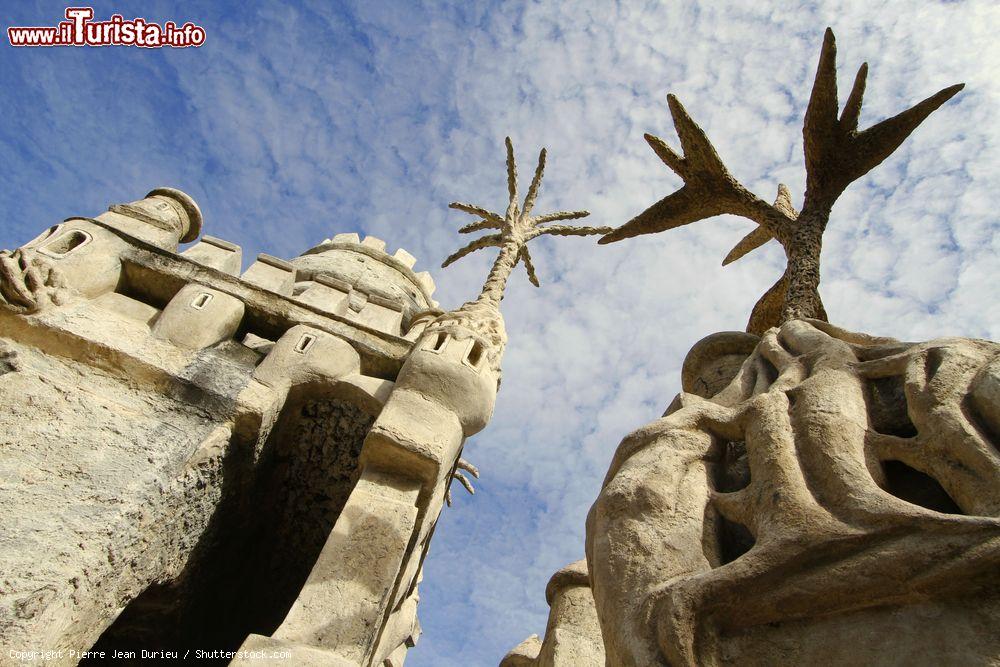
<box><xmin>430</xmin><ymin>332</ymin><xmax>448</xmax><ymax>352</ymax></box>
<box><xmin>190</xmin><ymin>293</ymin><xmax>213</xmax><ymax>310</ymax></box>
<box><xmin>39</xmin><ymin>230</ymin><xmax>91</xmax><ymax>258</ymax></box>
<box><xmin>295</xmin><ymin>333</ymin><xmax>317</xmax><ymax>354</ymax></box>
<box><xmin>467</xmin><ymin>341</ymin><xmax>484</xmax><ymax>368</ymax></box>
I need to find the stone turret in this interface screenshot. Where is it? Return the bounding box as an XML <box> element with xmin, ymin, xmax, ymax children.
<box><xmin>291</xmin><ymin>233</ymin><xmax>438</xmax><ymax>339</ymax></box>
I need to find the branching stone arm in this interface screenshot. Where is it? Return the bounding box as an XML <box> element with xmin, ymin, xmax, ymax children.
<box><xmin>441</xmin><ymin>234</ymin><xmax>503</xmax><ymax>268</ymax></box>
<box><xmin>598</xmin><ymin>96</ymin><xmax>794</xmax><ymax>246</ymax></box>
<box><xmin>460</xmin><ymin>219</ymin><xmax>502</xmax><ymax>234</ymax></box>
<box><xmin>519</xmin><ymin>247</ymin><xmax>540</xmax><ymax>287</ymax></box>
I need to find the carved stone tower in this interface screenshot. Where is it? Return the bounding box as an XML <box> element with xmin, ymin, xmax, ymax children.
<box><xmin>0</xmin><ymin>188</ymin><xmax>498</xmax><ymax>666</ymax></box>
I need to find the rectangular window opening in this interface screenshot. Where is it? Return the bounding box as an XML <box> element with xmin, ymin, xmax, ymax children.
<box><xmin>190</xmin><ymin>292</ymin><xmax>214</xmax><ymax>310</ymax></box>
<box><xmin>39</xmin><ymin>230</ymin><xmax>91</xmax><ymax>258</ymax></box>
<box><xmin>295</xmin><ymin>333</ymin><xmax>317</xmax><ymax>354</ymax></box>
<box><xmin>467</xmin><ymin>341</ymin><xmax>485</xmax><ymax>368</ymax></box>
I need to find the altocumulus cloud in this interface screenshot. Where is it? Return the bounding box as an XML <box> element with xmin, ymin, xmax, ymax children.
<box><xmin>0</xmin><ymin>1</ymin><xmax>996</xmax><ymax>665</ymax></box>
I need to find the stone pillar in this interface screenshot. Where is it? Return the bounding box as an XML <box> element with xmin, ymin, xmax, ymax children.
<box><xmin>235</xmin><ymin>468</ymin><xmax>421</xmax><ymax>665</ymax></box>
<box><xmin>501</xmin><ymin>561</ymin><xmax>605</xmax><ymax>667</ymax></box>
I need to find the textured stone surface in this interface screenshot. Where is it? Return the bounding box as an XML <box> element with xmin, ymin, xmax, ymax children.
<box><xmin>0</xmin><ymin>187</ymin><xmax>498</xmax><ymax>667</ymax></box>
<box><xmin>0</xmin><ymin>340</ymin><xmax>236</xmax><ymax>657</ymax></box>
<box><xmin>502</xmin><ymin>560</ymin><xmax>604</xmax><ymax>667</ymax></box>
<box><xmin>585</xmin><ymin>319</ymin><xmax>1000</xmax><ymax>666</ymax></box>
<box><xmin>273</xmin><ymin>468</ymin><xmax>421</xmax><ymax>662</ymax></box>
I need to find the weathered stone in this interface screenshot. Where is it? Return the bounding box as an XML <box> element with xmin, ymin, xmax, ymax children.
<box><xmin>181</xmin><ymin>235</ymin><xmax>243</xmax><ymax>275</ymax></box>
<box><xmin>0</xmin><ymin>187</ymin><xmax>504</xmax><ymax>667</ymax></box>
<box><xmin>443</xmin><ymin>137</ymin><xmax>610</xmax><ymax>307</ymax></box>
<box><xmin>241</xmin><ymin>254</ymin><xmax>296</xmax><ymax>295</ymax></box>
<box><xmin>502</xmin><ymin>560</ymin><xmax>605</xmax><ymax>667</ymax></box>
<box><xmin>507</xmin><ymin>27</ymin><xmax>995</xmax><ymax>667</ymax></box>
<box><xmin>152</xmin><ymin>284</ymin><xmax>245</xmax><ymax>350</ymax></box>
<box><xmin>599</xmin><ymin>29</ymin><xmax>963</xmax><ymax>333</ymax></box>
<box><xmin>585</xmin><ymin>320</ymin><xmax>1000</xmax><ymax>666</ymax></box>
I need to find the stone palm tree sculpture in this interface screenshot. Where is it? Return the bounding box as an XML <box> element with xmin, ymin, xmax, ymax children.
<box><xmin>434</xmin><ymin>138</ymin><xmax>609</xmax><ymax>505</ymax></box>
<box><xmin>443</xmin><ymin>136</ymin><xmax>611</xmax><ymax>306</ymax></box>
<box><xmin>599</xmin><ymin>28</ymin><xmax>964</xmax><ymax>335</ymax></box>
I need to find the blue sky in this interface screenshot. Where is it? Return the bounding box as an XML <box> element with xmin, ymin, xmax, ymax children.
<box><xmin>2</xmin><ymin>1</ymin><xmax>998</xmax><ymax>665</ymax></box>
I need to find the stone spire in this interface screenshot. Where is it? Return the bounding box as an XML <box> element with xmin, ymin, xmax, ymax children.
<box><xmin>443</xmin><ymin>137</ymin><xmax>611</xmax><ymax>308</ymax></box>
<box><xmin>599</xmin><ymin>28</ymin><xmax>964</xmax><ymax>334</ymax></box>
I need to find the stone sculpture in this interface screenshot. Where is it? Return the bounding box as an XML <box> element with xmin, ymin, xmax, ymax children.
<box><xmin>599</xmin><ymin>28</ymin><xmax>963</xmax><ymax>334</ymax></box>
<box><xmin>444</xmin><ymin>136</ymin><xmax>610</xmax><ymax>301</ymax></box>
<box><xmin>433</xmin><ymin>137</ymin><xmax>609</xmax><ymax>499</ymax></box>
<box><xmin>587</xmin><ymin>319</ymin><xmax>1000</xmax><ymax>666</ymax></box>
<box><xmin>434</xmin><ymin>136</ymin><xmax>610</xmax><ymax>505</ymax></box>
<box><xmin>506</xmin><ymin>28</ymin><xmax>998</xmax><ymax>667</ymax></box>
<box><xmin>0</xmin><ymin>246</ymin><xmax>69</xmax><ymax>313</ymax></box>
<box><xmin>1</xmin><ymin>22</ymin><xmax>993</xmax><ymax>667</ymax></box>
<box><xmin>0</xmin><ymin>131</ymin><xmax>605</xmax><ymax>666</ymax></box>
<box><xmin>0</xmin><ymin>187</ymin><xmax>477</xmax><ymax>667</ymax></box>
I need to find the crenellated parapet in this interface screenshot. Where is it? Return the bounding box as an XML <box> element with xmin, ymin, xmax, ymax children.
<box><xmin>0</xmin><ymin>188</ymin><xmax>201</xmax><ymax>314</ymax></box>
<box><xmin>292</xmin><ymin>232</ymin><xmax>437</xmax><ymax>338</ymax></box>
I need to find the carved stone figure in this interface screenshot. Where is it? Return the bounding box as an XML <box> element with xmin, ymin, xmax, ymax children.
<box><xmin>506</xmin><ymin>28</ymin><xmax>997</xmax><ymax>667</ymax></box>
<box><xmin>0</xmin><ymin>245</ymin><xmax>69</xmax><ymax>313</ymax></box>
<box><xmin>587</xmin><ymin>320</ymin><xmax>1000</xmax><ymax>665</ymax></box>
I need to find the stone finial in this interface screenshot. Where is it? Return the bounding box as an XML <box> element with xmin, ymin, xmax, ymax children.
<box><xmin>599</xmin><ymin>28</ymin><xmax>964</xmax><ymax>334</ymax></box>
<box><xmin>146</xmin><ymin>187</ymin><xmax>203</xmax><ymax>243</ymax></box>
<box><xmin>442</xmin><ymin>137</ymin><xmax>611</xmax><ymax>308</ymax></box>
